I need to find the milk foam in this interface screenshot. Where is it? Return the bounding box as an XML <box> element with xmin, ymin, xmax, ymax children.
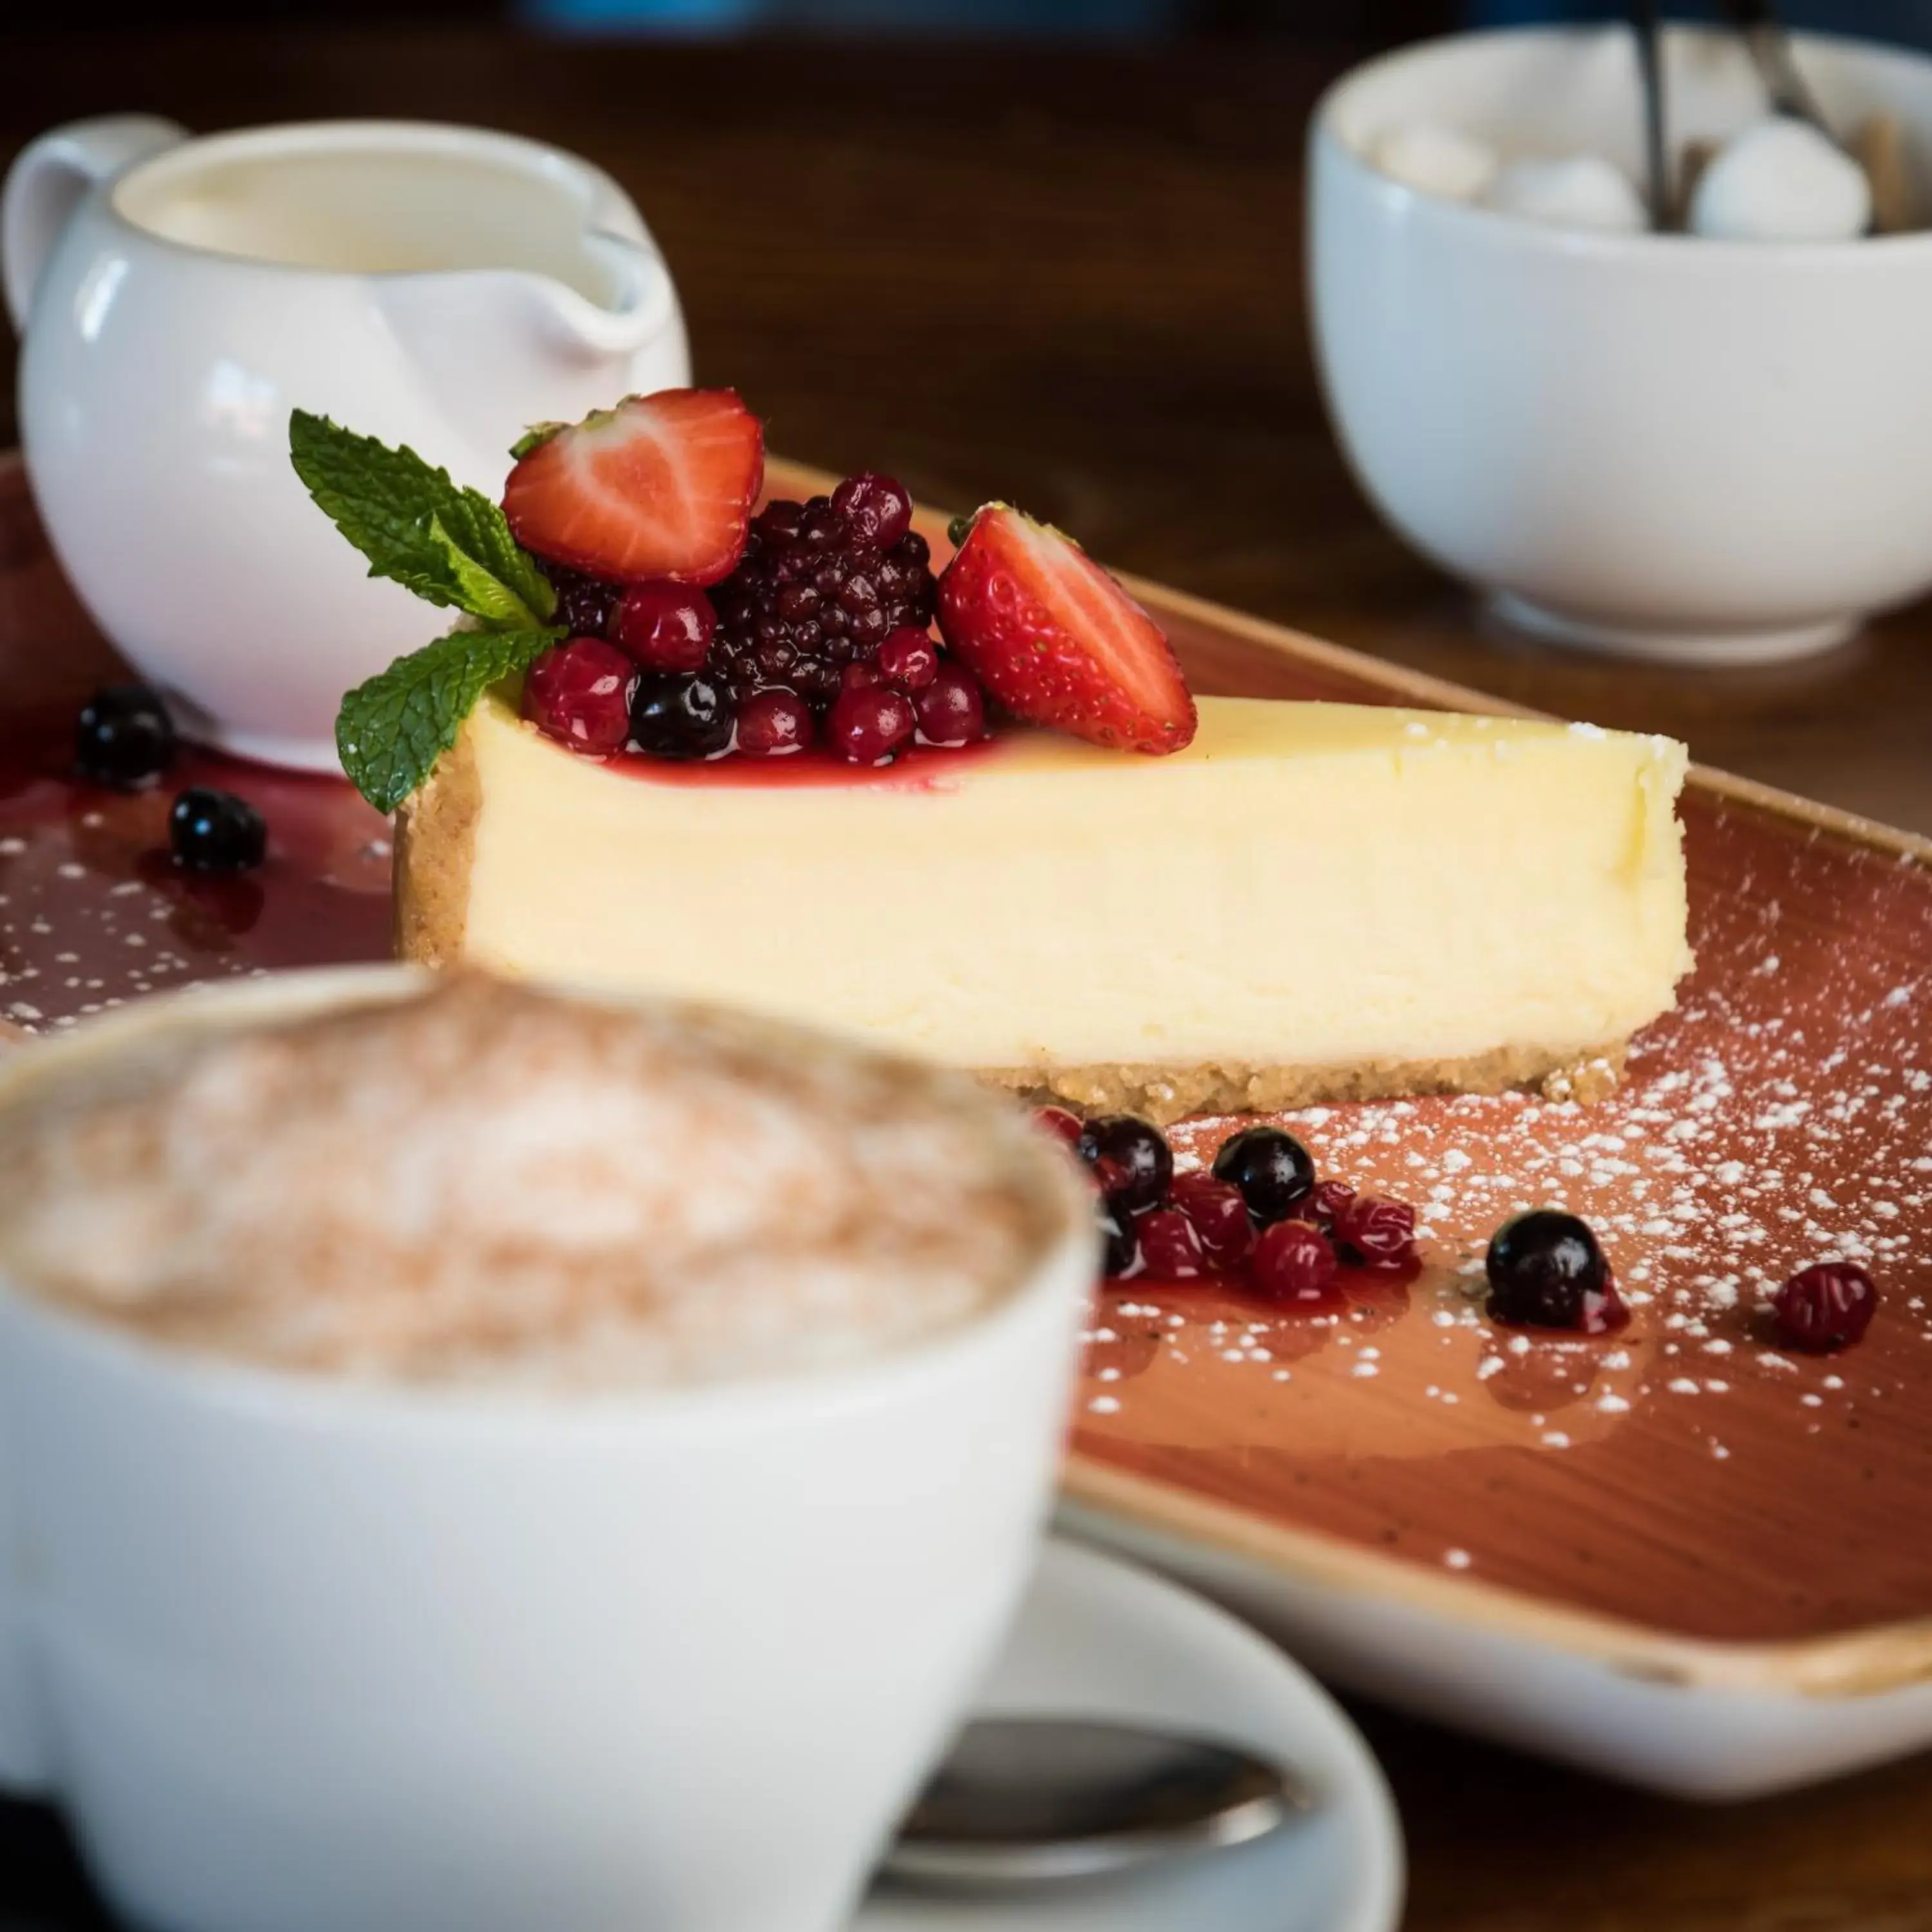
<box><xmin>0</xmin><ymin>976</ymin><xmax>1071</xmax><ymax>1388</ymax></box>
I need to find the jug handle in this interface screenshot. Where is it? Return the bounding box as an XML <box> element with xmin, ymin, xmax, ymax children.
<box><xmin>3</xmin><ymin>114</ymin><xmax>188</xmax><ymax>333</ymax></box>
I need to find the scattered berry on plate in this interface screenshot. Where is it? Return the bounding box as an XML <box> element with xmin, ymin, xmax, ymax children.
<box><xmin>503</xmin><ymin>387</ymin><xmax>764</xmax><ymax>584</ymax></box>
<box><xmin>827</xmin><ymin>685</ymin><xmax>918</xmax><ymax>765</ymax></box>
<box><xmin>1485</xmin><ymin>1209</ymin><xmax>1629</xmax><ymax>1334</ymax></box>
<box><xmin>936</xmin><ymin>504</ymin><xmax>1196</xmax><ymax>754</ymax></box>
<box><xmin>706</xmin><ymin>486</ymin><xmax>934</xmax><ymax>705</ymax></box>
<box><xmin>1251</xmin><ymin>1218</ymin><xmax>1341</xmax><ymax>1306</ymax></box>
<box><xmin>1078</xmin><ymin>1115</ymin><xmax>1173</xmax><ymax>1214</ymax></box>
<box><xmin>169</xmin><ymin>787</ymin><xmax>266</xmax><ymax>873</ymax></box>
<box><xmin>734</xmin><ymin>687</ymin><xmax>815</xmax><ymax>758</ymax></box>
<box><xmin>1333</xmin><ymin>1193</ymin><xmax>1418</xmax><ymax>1272</ymax></box>
<box><xmin>1772</xmin><ymin>1262</ymin><xmax>1878</xmax><ymax>1353</ymax></box>
<box><xmin>1295</xmin><ymin>1178</ymin><xmax>1356</xmax><ymax>1236</ymax></box>
<box><xmin>1211</xmin><ymin>1126</ymin><xmax>1316</xmax><ymax>1226</ymax></box>
<box><xmin>1032</xmin><ymin>1106</ymin><xmax>1085</xmax><ymax>1148</ymax></box>
<box><xmin>75</xmin><ymin>685</ymin><xmax>175</xmax><ymax>790</ymax></box>
<box><xmin>610</xmin><ymin>583</ymin><xmax>716</xmax><ymax>673</ymax></box>
<box><xmin>630</xmin><ymin>671</ymin><xmax>735</xmax><ymax>761</ymax></box>
<box><xmin>1136</xmin><ymin>1206</ymin><xmax>1209</xmax><ymax>1282</ymax></box>
<box><xmin>1168</xmin><ymin>1172</ymin><xmax>1255</xmax><ymax>1269</ymax></box>
<box><xmin>523</xmin><ymin>638</ymin><xmax>637</xmax><ymax>755</ymax></box>
<box><xmin>913</xmin><ymin>664</ymin><xmax>988</xmax><ymax>746</ymax></box>
<box><xmin>1099</xmin><ymin>1199</ymin><xmax>1141</xmax><ymax>1280</ymax></box>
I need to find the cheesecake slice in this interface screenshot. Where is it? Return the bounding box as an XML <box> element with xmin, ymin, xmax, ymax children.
<box><xmin>396</xmin><ymin>694</ymin><xmax>1692</xmax><ymax>1124</ymax></box>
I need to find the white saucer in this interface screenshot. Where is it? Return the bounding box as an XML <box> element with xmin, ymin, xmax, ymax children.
<box><xmin>857</xmin><ymin>1540</ymin><xmax>1403</xmax><ymax>1932</ymax></box>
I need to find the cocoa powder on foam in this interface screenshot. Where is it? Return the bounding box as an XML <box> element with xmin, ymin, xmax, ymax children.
<box><xmin>0</xmin><ymin>975</ymin><xmax>1072</xmax><ymax>1387</ymax></box>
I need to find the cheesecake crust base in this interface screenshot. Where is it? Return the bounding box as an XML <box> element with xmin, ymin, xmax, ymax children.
<box><xmin>393</xmin><ymin>734</ymin><xmax>480</xmax><ymax>969</ymax></box>
<box><xmin>981</xmin><ymin>1043</ymin><xmax>1626</xmax><ymax>1126</ymax></box>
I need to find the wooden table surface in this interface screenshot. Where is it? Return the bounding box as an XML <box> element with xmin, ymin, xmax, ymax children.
<box><xmin>1</xmin><ymin>23</ymin><xmax>1929</xmax><ymax>1930</ymax></box>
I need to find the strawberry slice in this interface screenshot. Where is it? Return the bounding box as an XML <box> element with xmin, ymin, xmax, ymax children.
<box><xmin>936</xmin><ymin>506</ymin><xmax>1195</xmax><ymax>755</ymax></box>
<box><xmin>503</xmin><ymin>388</ymin><xmax>764</xmax><ymax>585</ymax></box>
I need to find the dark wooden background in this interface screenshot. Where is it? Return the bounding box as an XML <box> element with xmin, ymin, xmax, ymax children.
<box><xmin>1</xmin><ymin>22</ymin><xmax>1930</xmax><ymax>1931</ymax></box>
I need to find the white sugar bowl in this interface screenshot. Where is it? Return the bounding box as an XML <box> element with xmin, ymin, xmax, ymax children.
<box><xmin>1310</xmin><ymin>27</ymin><xmax>1932</xmax><ymax>664</ymax></box>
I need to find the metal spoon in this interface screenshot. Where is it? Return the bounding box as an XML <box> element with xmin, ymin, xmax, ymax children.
<box><xmin>1720</xmin><ymin>0</ymin><xmax>1835</xmax><ymax>137</ymax></box>
<box><xmin>1628</xmin><ymin>0</ymin><xmax>1672</xmax><ymax>229</ymax></box>
<box><xmin>880</xmin><ymin>1717</ymin><xmax>1310</xmax><ymax>1891</ymax></box>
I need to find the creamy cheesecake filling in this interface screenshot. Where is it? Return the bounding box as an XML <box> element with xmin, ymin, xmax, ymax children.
<box><xmin>397</xmin><ymin>695</ymin><xmax>1691</xmax><ymax>1101</ymax></box>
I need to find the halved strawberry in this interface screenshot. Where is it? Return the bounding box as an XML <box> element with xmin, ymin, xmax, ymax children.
<box><xmin>936</xmin><ymin>506</ymin><xmax>1195</xmax><ymax>755</ymax></box>
<box><xmin>503</xmin><ymin>388</ymin><xmax>764</xmax><ymax>585</ymax></box>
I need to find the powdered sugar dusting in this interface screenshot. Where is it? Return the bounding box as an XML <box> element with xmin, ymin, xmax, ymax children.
<box><xmin>1074</xmin><ymin>802</ymin><xmax>1932</xmax><ymax>1643</ymax></box>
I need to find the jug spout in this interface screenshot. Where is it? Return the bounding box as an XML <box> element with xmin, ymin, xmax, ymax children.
<box><xmin>371</xmin><ymin>238</ymin><xmax>689</xmax><ymax>486</ymax></box>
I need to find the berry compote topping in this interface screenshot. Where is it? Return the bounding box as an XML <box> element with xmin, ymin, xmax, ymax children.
<box><xmin>831</xmin><ymin>471</ymin><xmax>914</xmax><ymax>550</ymax></box>
<box><xmin>1485</xmin><ymin>1210</ymin><xmax>1629</xmax><ymax>1334</ymax></box>
<box><xmin>914</xmin><ymin>665</ymin><xmax>989</xmax><ymax>747</ymax></box>
<box><xmin>169</xmin><ymin>787</ymin><xmax>267</xmax><ymax>873</ymax></box>
<box><xmin>540</xmin><ymin>562</ymin><xmax>618</xmax><ymax>640</ymax></box>
<box><xmin>630</xmin><ymin>671</ymin><xmax>735</xmax><ymax>760</ymax></box>
<box><xmin>524</xmin><ymin>638</ymin><xmax>637</xmax><ymax>755</ymax></box>
<box><xmin>1099</xmin><ymin>1200</ymin><xmax>1141</xmax><ymax>1280</ymax></box>
<box><xmin>827</xmin><ymin>685</ymin><xmax>917</xmax><ymax>766</ymax></box>
<box><xmin>877</xmin><ymin>627</ymin><xmax>940</xmax><ymax>693</ymax></box>
<box><xmin>1136</xmin><ymin>1206</ymin><xmax>1209</xmax><ymax>1282</ymax></box>
<box><xmin>1332</xmin><ymin>1193</ymin><xmax>1418</xmax><ymax>1272</ymax></box>
<box><xmin>1032</xmin><ymin>1106</ymin><xmax>1085</xmax><ymax>1148</ymax></box>
<box><xmin>1077</xmin><ymin>1115</ymin><xmax>1173</xmax><ymax>1214</ymax></box>
<box><xmin>735</xmin><ymin>687</ymin><xmax>815</xmax><ymax>758</ymax></box>
<box><xmin>75</xmin><ymin>685</ymin><xmax>175</xmax><ymax>791</ymax></box>
<box><xmin>610</xmin><ymin>583</ymin><xmax>716</xmax><ymax>673</ymax></box>
<box><xmin>1251</xmin><ymin>1218</ymin><xmax>1341</xmax><ymax>1306</ymax></box>
<box><xmin>1772</xmin><ymin>1262</ymin><xmax>1879</xmax><ymax>1354</ymax></box>
<box><xmin>1211</xmin><ymin>1126</ymin><xmax>1316</xmax><ymax>1225</ymax></box>
<box><xmin>1168</xmin><ymin>1172</ymin><xmax>1255</xmax><ymax>1270</ymax></box>
<box><xmin>706</xmin><ymin>487</ymin><xmax>935</xmax><ymax>706</ymax></box>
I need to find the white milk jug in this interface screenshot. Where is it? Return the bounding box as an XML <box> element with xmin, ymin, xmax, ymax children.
<box><xmin>3</xmin><ymin>117</ymin><xmax>690</xmax><ymax>772</ymax></box>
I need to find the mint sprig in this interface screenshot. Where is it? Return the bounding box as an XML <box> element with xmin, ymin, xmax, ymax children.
<box><xmin>337</xmin><ymin>627</ymin><xmax>562</xmax><ymax>815</ymax></box>
<box><xmin>290</xmin><ymin>410</ymin><xmax>575</xmax><ymax>811</ymax></box>
<box><xmin>290</xmin><ymin>410</ymin><xmax>556</xmax><ymax>629</ymax></box>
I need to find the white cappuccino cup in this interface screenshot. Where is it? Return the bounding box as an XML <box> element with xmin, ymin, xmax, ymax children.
<box><xmin>0</xmin><ymin>967</ymin><xmax>1094</xmax><ymax>1932</ymax></box>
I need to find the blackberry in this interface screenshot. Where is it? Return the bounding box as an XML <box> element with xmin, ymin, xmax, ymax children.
<box><xmin>539</xmin><ymin>560</ymin><xmax>617</xmax><ymax>639</ymax></box>
<box><xmin>705</xmin><ymin>481</ymin><xmax>936</xmax><ymax>706</ymax></box>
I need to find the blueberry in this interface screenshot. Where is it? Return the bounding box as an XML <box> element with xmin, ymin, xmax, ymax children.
<box><xmin>629</xmin><ymin>672</ymin><xmax>735</xmax><ymax>759</ymax></box>
<box><xmin>1077</xmin><ymin>1115</ymin><xmax>1172</xmax><ymax>1214</ymax></box>
<box><xmin>75</xmin><ymin>685</ymin><xmax>175</xmax><ymax>790</ymax></box>
<box><xmin>1211</xmin><ymin>1126</ymin><xmax>1315</xmax><ymax>1224</ymax></box>
<box><xmin>1485</xmin><ymin>1211</ymin><xmax>1609</xmax><ymax>1329</ymax></box>
<box><xmin>169</xmin><ymin>788</ymin><xmax>266</xmax><ymax>873</ymax></box>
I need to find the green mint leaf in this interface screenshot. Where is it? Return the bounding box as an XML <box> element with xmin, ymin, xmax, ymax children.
<box><xmin>289</xmin><ymin>410</ymin><xmax>556</xmax><ymax>629</ymax></box>
<box><xmin>336</xmin><ymin>627</ymin><xmax>563</xmax><ymax>815</ymax></box>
